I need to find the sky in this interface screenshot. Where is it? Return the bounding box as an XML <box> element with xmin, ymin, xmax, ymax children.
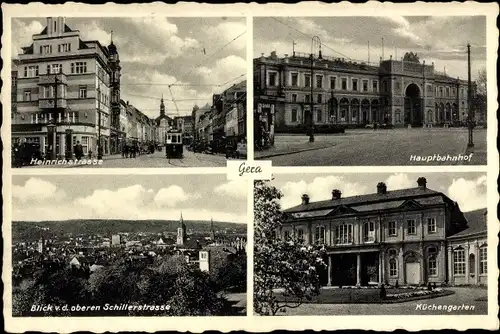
<box><xmin>12</xmin><ymin>17</ymin><xmax>247</xmax><ymax>118</ymax></box>
<box><xmin>254</xmin><ymin>16</ymin><xmax>486</xmax><ymax>81</ymax></box>
<box><xmin>269</xmin><ymin>172</ymin><xmax>487</xmax><ymax>212</ymax></box>
<box><xmin>11</xmin><ymin>175</ymin><xmax>248</xmax><ymax>223</ymax></box>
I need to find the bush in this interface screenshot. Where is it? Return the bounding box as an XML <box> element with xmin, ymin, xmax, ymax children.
<box><xmin>275</xmin><ymin>124</ymin><xmax>345</xmax><ymax>134</ymax></box>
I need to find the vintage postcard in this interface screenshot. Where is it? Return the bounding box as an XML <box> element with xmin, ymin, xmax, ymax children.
<box><xmin>2</xmin><ymin>1</ymin><xmax>499</xmax><ymax>333</ymax></box>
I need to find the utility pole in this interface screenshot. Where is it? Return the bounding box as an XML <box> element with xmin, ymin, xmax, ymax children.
<box><xmin>467</xmin><ymin>43</ymin><xmax>474</xmax><ymax>148</ymax></box>
<box><xmin>47</xmin><ymin>76</ymin><xmax>59</xmax><ymax>160</ymax></box>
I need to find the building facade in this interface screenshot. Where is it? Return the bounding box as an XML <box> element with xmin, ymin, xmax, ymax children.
<box><xmin>155</xmin><ymin>96</ymin><xmax>173</xmax><ymax>146</ymax></box>
<box><xmin>108</xmin><ymin>36</ymin><xmax>123</xmax><ymax>155</ymax></box>
<box><xmin>12</xmin><ymin>17</ymin><xmax>114</xmax><ymax>157</ymax></box>
<box><xmin>254</xmin><ymin>51</ymin><xmax>474</xmax><ymax>136</ymax></box>
<box><xmin>280</xmin><ymin>177</ymin><xmax>487</xmax><ymax>287</ymax></box>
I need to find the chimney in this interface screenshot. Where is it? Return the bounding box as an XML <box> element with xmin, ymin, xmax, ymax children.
<box><xmin>331</xmin><ymin>189</ymin><xmax>342</xmax><ymax>200</ymax></box>
<box><xmin>301</xmin><ymin>194</ymin><xmax>310</xmax><ymax>205</ymax></box>
<box><xmin>377</xmin><ymin>182</ymin><xmax>387</xmax><ymax>194</ymax></box>
<box><xmin>417</xmin><ymin>177</ymin><xmax>427</xmax><ymax>189</ymax></box>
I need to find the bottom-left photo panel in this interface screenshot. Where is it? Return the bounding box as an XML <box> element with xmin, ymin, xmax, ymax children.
<box><xmin>9</xmin><ymin>174</ymin><xmax>248</xmax><ymax>317</ymax></box>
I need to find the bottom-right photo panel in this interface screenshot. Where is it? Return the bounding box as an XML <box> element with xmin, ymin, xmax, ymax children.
<box><xmin>254</xmin><ymin>172</ymin><xmax>488</xmax><ymax>316</ymax></box>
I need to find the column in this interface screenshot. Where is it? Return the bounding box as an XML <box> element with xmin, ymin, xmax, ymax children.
<box><xmin>368</xmin><ymin>105</ymin><xmax>372</xmax><ymax>122</ymax></box>
<box><xmin>378</xmin><ymin>252</ymin><xmax>383</xmax><ymax>285</ymax></box>
<box><xmin>419</xmin><ymin>242</ymin><xmax>425</xmax><ymax>284</ymax></box>
<box><xmin>447</xmin><ymin>245</ymin><xmax>453</xmax><ymax>285</ymax></box>
<box><xmin>439</xmin><ymin>241</ymin><xmax>446</xmax><ymax>283</ymax></box>
<box><xmin>327</xmin><ymin>255</ymin><xmax>332</xmax><ymax>286</ymax></box>
<box><xmin>465</xmin><ymin>242</ymin><xmax>470</xmax><ymax>284</ymax></box>
<box><xmin>475</xmin><ymin>241</ymin><xmax>480</xmax><ymax>285</ymax></box>
<box><xmin>381</xmin><ymin>251</ymin><xmax>385</xmax><ymax>284</ymax></box>
<box><xmin>356</xmin><ymin>253</ymin><xmax>361</xmax><ymax>286</ymax></box>
<box><xmin>40</xmin><ymin>136</ymin><xmax>46</xmax><ymax>154</ymax></box>
<box><xmin>399</xmin><ymin>247</ymin><xmax>404</xmax><ymax>284</ymax></box>
<box><xmin>59</xmin><ymin>133</ymin><xmax>65</xmax><ymax>158</ymax></box>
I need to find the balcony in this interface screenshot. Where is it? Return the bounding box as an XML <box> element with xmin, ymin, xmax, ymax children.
<box><xmin>38</xmin><ymin>73</ymin><xmax>68</xmax><ymax>85</ymax></box>
<box><xmin>39</xmin><ymin>98</ymin><xmax>67</xmax><ymax>109</ymax></box>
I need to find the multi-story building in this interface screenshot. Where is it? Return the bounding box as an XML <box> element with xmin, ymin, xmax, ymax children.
<box><xmin>194</xmin><ymin>103</ymin><xmax>212</xmax><ymax>142</ymax></box>
<box><xmin>280</xmin><ymin>177</ymin><xmax>487</xmax><ymax>287</ymax></box>
<box><xmin>254</xmin><ymin>51</ymin><xmax>474</xmax><ymax>139</ymax></box>
<box><xmin>222</xmin><ymin>80</ymin><xmax>246</xmax><ymax>139</ymax></box>
<box><xmin>155</xmin><ymin>96</ymin><xmax>173</xmax><ymax>146</ymax></box>
<box><xmin>119</xmin><ymin>99</ymin><xmax>130</xmax><ymax>146</ymax></box>
<box><xmin>173</xmin><ymin>115</ymin><xmax>194</xmax><ymax>145</ymax></box>
<box><xmin>225</xmin><ymin>105</ymin><xmax>239</xmax><ymax>137</ymax></box>
<box><xmin>12</xmin><ymin>59</ymin><xmax>19</xmax><ymax>117</ymax></box>
<box><xmin>12</xmin><ymin>17</ymin><xmax>114</xmax><ymax>157</ymax></box>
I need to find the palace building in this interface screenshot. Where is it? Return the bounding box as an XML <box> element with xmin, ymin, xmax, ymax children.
<box><xmin>12</xmin><ymin>17</ymin><xmax>116</xmax><ymax>157</ymax></box>
<box><xmin>254</xmin><ymin>51</ymin><xmax>475</xmax><ymax>137</ymax></box>
<box><xmin>280</xmin><ymin>177</ymin><xmax>487</xmax><ymax>287</ymax></box>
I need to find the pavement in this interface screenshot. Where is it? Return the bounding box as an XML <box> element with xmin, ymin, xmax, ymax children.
<box><xmin>22</xmin><ymin>148</ymin><xmax>229</xmax><ymax>168</ymax></box>
<box><xmin>258</xmin><ymin>128</ymin><xmax>487</xmax><ymax>166</ymax></box>
<box><xmin>279</xmin><ymin>287</ymin><xmax>488</xmax><ymax>316</ymax></box>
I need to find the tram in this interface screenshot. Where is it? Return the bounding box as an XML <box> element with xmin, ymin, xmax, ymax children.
<box><xmin>165</xmin><ymin>130</ymin><xmax>183</xmax><ymax>159</ymax></box>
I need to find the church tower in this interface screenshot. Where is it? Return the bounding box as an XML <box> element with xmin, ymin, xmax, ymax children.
<box><xmin>160</xmin><ymin>94</ymin><xmax>166</xmax><ymax>117</ymax></box>
<box><xmin>176</xmin><ymin>212</ymin><xmax>187</xmax><ymax>246</ymax></box>
<box><xmin>210</xmin><ymin>217</ymin><xmax>216</xmax><ymax>242</ymax></box>
<box><xmin>108</xmin><ymin>31</ymin><xmax>122</xmax><ymax>153</ymax></box>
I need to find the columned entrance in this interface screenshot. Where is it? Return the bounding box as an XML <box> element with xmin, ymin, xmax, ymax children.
<box><xmin>329</xmin><ymin>252</ymin><xmax>380</xmax><ymax>287</ymax></box>
<box><xmin>404</xmin><ymin>83</ymin><xmax>423</xmax><ymax>127</ymax></box>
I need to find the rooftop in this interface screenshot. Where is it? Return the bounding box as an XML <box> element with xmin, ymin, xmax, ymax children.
<box><xmin>449</xmin><ymin>209</ymin><xmax>487</xmax><ymax>239</ymax></box>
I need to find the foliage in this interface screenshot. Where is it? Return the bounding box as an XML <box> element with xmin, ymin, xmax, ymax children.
<box><xmin>254</xmin><ymin>181</ymin><xmax>326</xmax><ymax>316</ymax></box>
<box><xmin>403</xmin><ymin>52</ymin><xmax>420</xmax><ymax>63</ymax></box>
<box><xmin>476</xmin><ymin>68</ymin><xmax>486</xmax><ymax>96</ymax></box>
<box><xmin>215</xmin><ymin>253</ymin><xmax>247</xmax><ymax>293</ymax></box>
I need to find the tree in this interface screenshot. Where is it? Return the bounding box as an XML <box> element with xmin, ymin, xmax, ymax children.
<box><xmin>253</xmin><ymin>180</ymin><xmax>326</xmax><ymax>316</ymax></box>
<box><xmin>476</xmin><ymin>68</ymin><xmax>486</xmax><ymax>96</ymax></box>
<box><xmin>403</xmin><ymin>52</ymin><xmax>420</xmax><ymax>63</ymax></box>
<box><xmin>472</xmin><ymin>67</ymin><xmax>487</xmax><ymax>124</ymax></box>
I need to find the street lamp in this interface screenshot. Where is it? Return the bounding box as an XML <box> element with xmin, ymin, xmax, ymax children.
<box><xmin>467</xmin><ymin>42</ymin><xmax>474</xmax><ymax>148</ymax></box>
<box><xmin>308</xmin><ymin>36</ymin><xmax>322</xmax><ymax>143</ymax></box>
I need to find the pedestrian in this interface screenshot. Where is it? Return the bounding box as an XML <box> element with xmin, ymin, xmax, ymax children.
<box><xmin>88</xmin><ymin>149</ymin><xmax>92</xmax><ymax>159</ymax></box>
<box><xmin>75</xmin><ymin>141</ymin><xmax>83</xmax><ymax>160</ymax></box>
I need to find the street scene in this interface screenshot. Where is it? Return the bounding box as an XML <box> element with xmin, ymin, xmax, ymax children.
<box><xmin>253</xmin><ymin>16</ymin><xmax>487</xmax><ymax>166</ymax></box>
<box><xmin>254</xmin><ymin>173</ymin><xmax>488</xmax><ymax>316</ymax></box>
<box><xmin>12</xmin><ymin>175</ymin><xmax>248</xmax><ymax>316</ymax></box>
<box><xmin>11</xmin><ymin>17</ymin><xmax>247</xmax><ymax>168</ymax></box>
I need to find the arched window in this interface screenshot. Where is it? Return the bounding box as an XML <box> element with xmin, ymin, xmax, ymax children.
<box><xmin>428</xmin><ymin>255</ymin><xmax>437</xmax><ymax>276</ymax></box>
<box><xmin>339</xmin><ymin>98</ymin><xmax>349</xmax><ymax>121</ymax></box>
<box><xmin>389</xmin><ymin>258</ymin><xmax>398</xmax><ymax>277</ymax></box>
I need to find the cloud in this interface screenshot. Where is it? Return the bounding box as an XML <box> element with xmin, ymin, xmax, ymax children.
<box><xmin>154</xmin><ymin>185</ymin><xmax>198</xmax><ymax>207</ymax></box>
<box><xmin>12</xmin><ymin>177</ymin><xmax>66</xmax><ymax>203</ymax></box>
<box><xmin>447</xmin><ymin>176</ymin><xmax>487</xmax><ymax>212</ymax></box>
<box><xmin>279</xmin><ymin>176</ymin><xmax>368</xmax><ymax>209</ymax></box>
<box><xmin>214</xmin><ymin>180</ymin><xmax>248</xmax><ymax>198</ymax></box>
<box><xmin>11</xmin><ymin>19</ymin><xmax>44</xmax><ymax>57</ymax></box>
<box><xmin>205</xmin><ymin>21</ymin><xmax>246</xmax><ymax>51</ymax></box>
<box><xmin>196</xmin><ymin>55</ymin><xmax>246</xmax><ymax>86</ymax></box>
<box><xmin>385</xmin><ymin>173</ymin><xmax>415</xmax><ymax>191</ymax></box>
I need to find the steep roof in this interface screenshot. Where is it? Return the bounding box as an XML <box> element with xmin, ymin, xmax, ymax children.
<box><xmin>448</xmin><ymin>209</ymin><xmax>487</xmax><ymax>239</ymax></box>
<box><xmin>284</xmin><ymin>187</ymin><xmax>444</xmax><ymax>216</ymax></box>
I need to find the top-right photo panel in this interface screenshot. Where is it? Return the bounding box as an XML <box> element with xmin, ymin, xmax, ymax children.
<box><xmin>253</xmin><ymin>16</ymin><xmax>487</xmax><ymax>166</ymax></box>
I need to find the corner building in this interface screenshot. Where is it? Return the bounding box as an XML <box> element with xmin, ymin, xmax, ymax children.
<box><xmin>280</xmin><ymin>177</ymin><xmax>487</xmax><ymax>287</ymax></box>
<box><xmin>254</xmin><ymin>52</ymin><xmax>472</xmax><ymax>133</ymax></box>
<box><xmin>12</xmin><ymin>17</ymin><xmax>115</xmax><ymax>157</ymax></box>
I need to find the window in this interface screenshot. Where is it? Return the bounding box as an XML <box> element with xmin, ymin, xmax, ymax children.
<box><xmin>363</xmin><ymin>222</ymin><xmax>375</xmax><ymax>242</ymax></box>
<box><xmin>305</xmin><ymin>94</ymin><xmax>310</xmax><ymax>103</ymax></box>
<box><xmin>330</xmin><ymin>77</ymin><xmax>336</xmax><ymax>89</ymax></box>
<box><xmin>71</xmin><ymin>62</ymin><xmax>87</xmax><ymax>74</ymax></box>
<box><xmin>284</xmin><ymin>230</ymin><xmax>291</xmax><ymax>240</ymax></box>
<box><xmin>427</xmin><ymin>84</ymin><xmax>432</xmax><ymax>93</ymax></box>
<box><xmin>24</xmin><ymin>90</ymin><xmax>31</xmax><ymax>102</ymax></box>
<box><xmin>453</xmin><ymin>248</ymin><xmax>465</xmax><ymax>275</ymax></box>
<box><xmin>316</xmin><ymin>75</ymin><xmax>323</xmax><ymax>88</ymax></box>
<box><xmin>480</xmin><ymin>247</ymin><xmax>487</xmax><ymax>274</ymax></box>
<box><xmin>25</xmin><ymin>137</ymin><xmax>40</xmax><ymax>145</ymax></box>
<box><xmin>362</xmin><ymin>80</ymin><xmax>368</xmax><ymax>92</ymax></box>
<box><xmin>268</xmin><ymin>72</ymin><xmax>278</xmax><ymax>87</ymax></box>
<box><xmin>427</xmin><ymin>217</ymin><xmax>436</xmax><ymax>233</ymax></box>
<box><xmin>304</xmin><ymin>74</ymin><xmax>311</xmax><ymax>88</ymax></box>
<box><xmin>388</xmin><ymin>221</ymin><xmax>397</xmax><ymax>236</ymax></box>
<box><xmin>389</xmin><ymin>258</ymin><xmax>398</xmax><ymax>277</ymax></box>
<box><xmin>314</xmin><ymin>226</ymin><xmax>326</xmax><ymax>244</ymax></box>
<box><xmin>341</xmin><ymin>78</ymin><xmax>347</xmax><ymax>90</ymax></box>
<box><xmin>25</xmin><ymin>65</ymin><xmax>39</xmax><ymax>78</ymax></box>
<box><xmin>47</xmin><ymin>64</ymin><xmax>62</xmax><ymax>74</ymax></box>
<box><xmin>291</xmin><ymin>108</ymin><xmax>297</xmax><ymax>122</ymax></box>
<box><xmin>297</xmin><ymin>228</ymin><xmax>304</xmax><ymax>241</ymax></box>
<box><xmin>407</xmin><ymin>219</ymin><xmax>416</xmax><ymax>235</ymax></box>
<box><xmin>316</xmin><ymin>108</ymin><xmax>322</xmax><ymax>122</ymax></box>
<box><xmin>291</xmin><ymin>94</ymin><xmax>297</xmax><ymax>103</ymax></box>
<box><xmin>58</xmin><ymin>43</ymin><xmax>71</xmax><ymax>52</ymax></box>
<box><xmin>440</xmin><ymin>87</ymin><xmax>444</xmax><ymax>97</ymax></box>
<box><xmin>291</xmin><ymin>73</ymin><xmax>298</xmax><ymax>86</ymax></box>
<box><xmin>79</xmin><ymin>86</ymin><xmax>87</xmax><ymax>99</ymax></box>
<box><xmin>372</xmin><ymin>80</ymin><xmax>378</xmax><ymax>92</ymax></box>
<box><xmin>352</xmin><ymin>79</ymin><xmax>358</xmax><ymax>91</ymax></box>
<box><xmin>446</xmin><ymin>87</ymin><xmax>450</xmax><ymax>97</ymax></box>
<box><xmin>395</xmin><ymin>109</ymin><xmax>401</xmax><ymax>123</ymax></box>
<box><xmin>383</xmin><ymin>81</ymin><xmax>388</xmax><ymax>92</ymax></box>
<box><xmin>41</xmin><ymin>45</ymin><xmax>52</xmax><ymax>54</ymax></box>
<box><xmin>335</xmin><ymin>224</ymin><xmax>353</xmax><ymax>245</ymax></box>
<box><xmin>31</xmin><ymin>113</ymin><xmax>39</xmax><ymax>124</ymax></box>
<box><xmin>317</xmin><ymin>94</ymin><xmax>322</xmax><ymax>103</ymax></box>
<box><xmin>428</xmin><ymin>256</ymin><xmax>437</xmax><ymax>276</ymax></box>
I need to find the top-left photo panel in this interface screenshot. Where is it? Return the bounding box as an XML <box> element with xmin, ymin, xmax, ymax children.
<box><xmin>11</xmin><ymin>16</ymin><xmax>247</xmax><ymax>168</ymax></box>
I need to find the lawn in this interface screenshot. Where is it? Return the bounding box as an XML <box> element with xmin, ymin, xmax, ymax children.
<box><xmin>275</xmin><ymin>287</ymin><xmax>454</xmax><ymax>304</ymax></box>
